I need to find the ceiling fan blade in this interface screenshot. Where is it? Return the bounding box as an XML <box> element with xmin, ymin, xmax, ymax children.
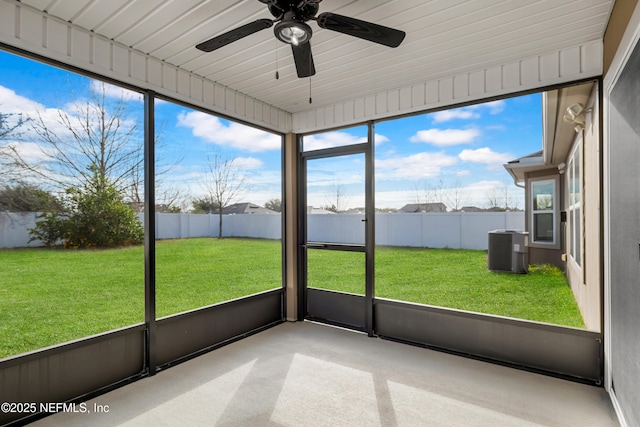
<box><xmin>196</xmin><ymin>19</ymin><xmax>273</xmax><ymax>52</ymax></box>
<box><xmin>291</xmin><ymin>42</ymin><xmax>316</xmax><ymax>78</ymax></box>
<box><xmin>317</xmin><ymin>12</ymin><xmax>405</xmax><ymax>48</ymax></box>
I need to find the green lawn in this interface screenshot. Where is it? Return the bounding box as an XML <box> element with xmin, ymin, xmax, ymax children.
<box><xmin>310</xmin><ymin>247</ymin><xmax>584</xmax><ymax>327</ymax></box>
<box><xmin>0</xmin><ymin>238</ymin><xmax>583</xmax><ymax>358</ymax></box>
<box><xmin>0</xmin><ymin>238</ymin><xmax>282</xmax><ymax>358</ymax></box>
<box><xmin>155</xmin><ymin>237</ymin><xmax>282</xmax><ymax>316</ymax></box>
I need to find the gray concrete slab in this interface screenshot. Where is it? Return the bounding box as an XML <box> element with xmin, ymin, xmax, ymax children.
<box><xmin>32</xmin><ymin>321</ymin><xmax>619</xmax><ymax>426</ymax></box>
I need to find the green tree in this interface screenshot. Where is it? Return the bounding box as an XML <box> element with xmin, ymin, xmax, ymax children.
<box><xmin>191</xmin><ymin>197</ymin><xmax>220</xmax><ymax>214</ymax></box>
<box><xmin>29</xmin><ymin>168</ymin><xmax>143</xmax><ymax>248</ymax></box>
<box><xmin>0</xmin><ymin>184</ymin><xmax>63</xmax><ymax>212</ymax></box>
<box><xmin>264</xmin><ymin>198</ymin><xmax>282</xmax><ymax>212</ymax></box>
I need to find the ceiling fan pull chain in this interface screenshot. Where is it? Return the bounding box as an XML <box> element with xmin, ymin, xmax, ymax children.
<box><xmin>275</xmin><ymin>37</ymin><xmax>279</xmax><ymax>79</ymax></box>
<box><xmin>309</xmin><ymin>77</ymin><xmax>312</xmax><ymax>104</ymax></box>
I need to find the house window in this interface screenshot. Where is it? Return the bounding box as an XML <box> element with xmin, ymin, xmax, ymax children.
<box><xmin>568</xmin><ymin>142</ymin><xmax>582</xmax><ymax>266</ymax></box>
<box><xmin>531</xmin><ymin>179</ymin><xmax>556</xmax><ymax>244</ymax></box>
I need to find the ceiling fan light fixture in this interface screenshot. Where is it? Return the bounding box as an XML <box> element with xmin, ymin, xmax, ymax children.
<box><xmin>275</xmin><ymin>20</ymin><xmax>312</xmax><ymax>45</ymax></box>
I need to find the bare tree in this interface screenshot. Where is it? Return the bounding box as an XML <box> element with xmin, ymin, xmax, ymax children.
<box><xmin>414</xmin><ymin>179</ymin><xmax>444</xmax><ymax>205</ymax></box>
<box><xmin>486</xmin><ymin>182</ymin><xmax>521</xmax><ymax>211</ymax></box>
<box><xmin>502</xmin><ymin>182</ymin><xmax>520</xmax><ymax>211</ymax></box>
<box><xmin>2</xmin><ymin>82</ymin><xmax>182</xmax><ymax>211</ymax></box>
<box><xmin>201</xmin><ymin>152</ymin><xmax>248</xmax><ymax>238</ymax></box>
<box><xmin>486</xmin><ymin>187</ymin><xmax>502</xmax><ymax>210</ymax></box>
<box><xmin>0</xmin><ymin>112</ymin><xmax>31</xmax><ymax>186</ymax></box>
<box><xmin>413</xmin><ymin>180</ymin><xmax>433</xmax><ymax>205</ymax></box>
<box><xmin>0</xmin><ymin>112</ymin><xmax>27</xmax><ymax>140</ymax></box>
<box><xmin>114</xmin><ymin>118</ymin><xmax>183</xmax><ymax>212</ymax></box>
<box><xmin>3</xmin><ymin>82</ymin><xmax>141</xmax><ymax>195</ymax></box>
<box><xmin>414</xmin><ymin>179</ymin><xmax>465</xmax><ymax>211</ymax></box>
<box><xmin>124</xmin><ymin>157</ymin><xmax>184</xmax><ymax>213</ymax></box>
<box><xmin>443</xmin><ymin>180</ymin><xmax>468</xmax><ymax>212</ymax></box>
<box><xmin>324</xmin><ymin>181</ymin><xmax>350</xmax><ymax>213</ymax></box>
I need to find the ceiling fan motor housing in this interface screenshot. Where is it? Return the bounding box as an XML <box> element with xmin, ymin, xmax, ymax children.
<box><xmin>264</xmin><ymin>0</ymin><xmax>321</xmax><ymax>20</ymax></box>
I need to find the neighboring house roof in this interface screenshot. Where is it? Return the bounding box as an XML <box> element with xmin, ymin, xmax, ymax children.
<box><xmin>307</xmin><ymin>206</ymin><xmax>335</xmax><ymax>214</ymax></box>
<box><xmin>460</xmin><ymin>206</ymin><xmax>484</xmax><ymax>212</ymax></box>
<box><xmin>128</xmin><ymin>203</ymin><xmax>178</xmax><ymax>213</ymax></box>
<box><xmin>399</xmin><ymin>203</ymin><xmax>447</xmax><ymax>213</ymax></box>
<box><xmin>345</xmin><ymin>207</ymin><xmax>366</xmax><ymax>214</ymax></box>
<box><xmin>220</xmin><ymin>203</ymin><xmax>277</xmax><ymax>214</ymax></box>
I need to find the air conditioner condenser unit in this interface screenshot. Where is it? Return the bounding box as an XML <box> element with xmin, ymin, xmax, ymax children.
<box><xmin>487</xmin><ymin>230</ymin><xmax>529</xmax><ymax>273</ymax></box>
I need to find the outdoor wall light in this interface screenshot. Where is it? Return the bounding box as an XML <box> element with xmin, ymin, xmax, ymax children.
<box><xmin>563</xmin><ymin>103</ymin><xmax>587</xmax><ymax>132</ymax></box>
<box><xmin>558</xmin><ymin>162</ymin><xmax>566</xmax><ymax>174</ymax></box>
<box><xmin>274</xmin><ymin>18</ymin><xmax>312</xmax><ymax>46</ymax></box>
<box><xmin>564</xmin><ymin>103</ymin><xmax>584</xmax><ymax>121</ymax></box>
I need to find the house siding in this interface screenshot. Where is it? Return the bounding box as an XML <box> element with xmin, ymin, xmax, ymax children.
<box><xmin>603</xmin><ymin>0</ymin><xmax>639</xmax><ymax>74</ymax></box>
<box><xmin>564</xmin><ymin>86</ymin><xmax>601</xmax><ymax>331</ymax></box>
<box><xmin>528</xmin><ymin>247</ymin><xmax>564</xmax><ymax>269</ymax></box>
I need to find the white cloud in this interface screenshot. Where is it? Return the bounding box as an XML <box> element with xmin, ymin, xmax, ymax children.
<box><xmin>90</xmin><ymin>80</ymin><xmax>143</xmax><ymax>102</ymax></box>
<box><xmin>1</xmin><ymin>141</ymin><xmax>50</xmax><ymax>163</ymax></box>
<box><xmin>464</xmin><ymin>179</ymin><xmax>524</xmax><ymax>206</ymax></box>
<box><xmin>456</xmin><ymin>170</ymin><xmax>471</xmax><ymax>177</ymax></box>
<box><xmin>0</xmin><ymin>85</ymin><xmax>44</xmax><ymax>114</ymax></box>
<box><xmin>376</xmin><ymin>152</ymin><xmax>458</xmax><ymax>180</ymax></box>
<box><xmin>304</xmin><ymin>131</ymin><xmax>389</xmax><ymax>150</ymax></box>
<box><xmin>242</xmin><ymin>188</ymin><xmax>283</xmax><ymax>206</ymax></box>
<box><xmin>1</xmin><ymin>83</ymin><xmax>141</xmax><ymax>143</ymax></box>
<box><xmin>374</xmin><ymin>133</ymin><xmax>389</xmax><ymax>146</ymax></box>
<box><xmin>431</xmin><ymin>100</ymin><xmax>506</xmax><ymax>123</ymax></box>
<box><xmin>465</xmin><ymin>179</ymin><xmax>506</xmax><ymax>193</ymax></box>
<box><xmin>0</xmin><ymin>85</ymin><xmax>77</xmax><ymax>143</ymax></box>
<box><xmin>458</xmin><ymin>147</ymin><xmax>513</xmax><ymax>170</ymax></box>
<box><xmin>177</xmin><ymin>111</ymin><xmax>281</xmax><ymax>152</ymax></box>
<box><xmin>232</xmin><ymin>156</ymin><xmax>263</xmax><ymax>170</ymax></box>
<box><xmin>306</xmin><ymin>171</ymin><xmax>364</xmax><ymax>188</ymax></box>
<box><xmin>303</xmin><ymin>131</ymin><xmax>364</xmax><ymax>151</ymax></box>
<box><xmin>374</xmin><ymin>189</ymin><xmax>417</xmax><ymax>209</ymax></box>
<box><xmin>410</xmin><ymin>128</ymin><xmax>479</xmax><ymax>147</ymax></box>
<box><xmin>432</xmin><ymin>109</ymin><xmax>480</xmax><ymax>123</ymax></box>
<box><xmin>484</xmin><ymin>100</ymin><xmax>506</xmax><ymax>114</ymax></box>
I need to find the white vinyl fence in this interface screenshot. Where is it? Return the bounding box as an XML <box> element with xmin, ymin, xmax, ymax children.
<box><xmin>0</xmin><ymin>212</ymin><xmax>40</xmax><ymax>248</ymax></box>
<box><xmin>153</xmin><ymin>213</ymin><xmax>281</xmax><ymax>240</ymax></box>
<box><xmin>1</xmin><ymin>211</ymin><xmax>524</xmax><ymax>250</ymax></box>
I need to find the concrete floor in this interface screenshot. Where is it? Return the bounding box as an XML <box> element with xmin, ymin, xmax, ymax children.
<box><xmin>33</xmin><ymin>321</ymin><xmax>619</xmax><ymax>426</ymax></box>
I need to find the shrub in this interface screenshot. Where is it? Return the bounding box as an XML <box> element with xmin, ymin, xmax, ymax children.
<box><xmin>29</xmin><ymin>171</ymin><xmax>143</xmax><ymax>248</ymax></box>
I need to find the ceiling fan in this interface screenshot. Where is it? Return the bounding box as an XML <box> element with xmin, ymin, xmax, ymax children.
<box><xmin>196</xmin><ymin>0</ymin><xmax>406</xmax><ymax>78</ymax></box>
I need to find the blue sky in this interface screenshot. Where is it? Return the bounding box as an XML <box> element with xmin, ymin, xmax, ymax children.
<box><xmin>303</xmin><ymin>95</ymin><xmax>541</xmax><ymax>210</ymax></box>
<box><xmin>373</xmin><ymin>94</ymin><xmax>542</xmax><ymax>209</ymax></box>
<box><xmin>0</xmin><ymin>50</ymin><xmax>542</xmax><ymax>211</ymax></box>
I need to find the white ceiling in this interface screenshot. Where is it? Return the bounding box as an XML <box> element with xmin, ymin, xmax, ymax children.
<box><xmin>19</xmin><ymin>0</ymin><xmax>613</xmax><ymax>115</ymax></box>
